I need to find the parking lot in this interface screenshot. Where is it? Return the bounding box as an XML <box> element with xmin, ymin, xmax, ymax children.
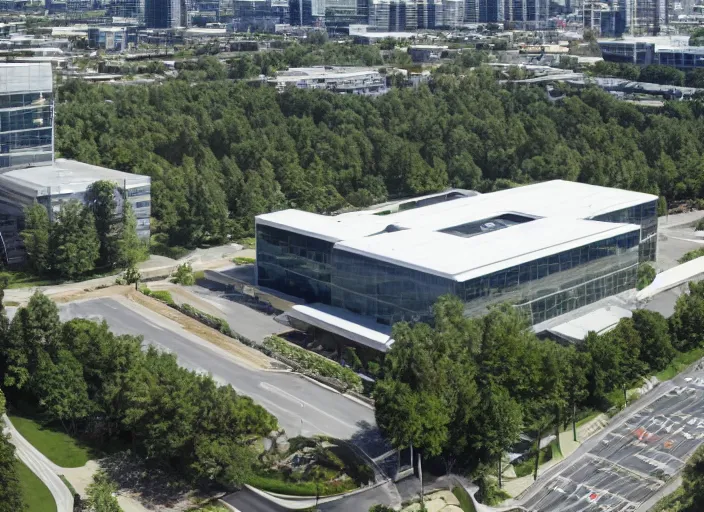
<box><xmin>524</xmin><ymin>376</ymin><xmax>704</xmax><ymax>511</ymax></box>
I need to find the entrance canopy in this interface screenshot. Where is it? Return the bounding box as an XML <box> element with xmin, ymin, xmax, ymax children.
<box><xmin>286</xmin><ymin>303</ymin><xmax>394</xmax><ymax>352</ymax></box>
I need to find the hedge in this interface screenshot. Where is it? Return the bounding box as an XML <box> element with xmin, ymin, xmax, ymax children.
<box><xmin>263</xmin><ymin>336</ymin><xmax>363</xmax><ymax>393</ymax></box>
<box><xmin>140</xmin><ymin>287</ymin><xmax>175</xmax><ymax>306</ymax></box>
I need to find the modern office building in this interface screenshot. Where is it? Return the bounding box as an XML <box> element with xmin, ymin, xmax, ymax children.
<box><xmin>369</xmin><ymin>0</ymin><xmax>418</xmax><ymax>30</ymax></box>
<box><xmin>0</xmin><ymin>63</ymin><xmax>150</xmax><ymax>266</ymax></box>
<box><xmin>256</xmin><ymin>181</ymin><xmax>657</xmax><ymax>351</ymax></box>
<box><xmin>145</xmin><ymin>0</ymin><xmax>184</xmax><ymax>27</ymax></box>
<box><xmin>87</xmin><ymin>27</ymin><xmax>129</xmax><ymax>51</ymax></box>
<box><xmin>0</xmin><ymin>63</ymin><xmax>53</xmax><ymax>171</ymax></box>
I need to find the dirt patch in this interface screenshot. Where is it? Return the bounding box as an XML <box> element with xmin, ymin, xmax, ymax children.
<box><xmin>125</xmin><ymin>289</ymin><xmax>275</xmax><ymax>370</ymax></box>
<box><xmin>148</xmin><ymin>283</ymin><xmax>226</xmax><ymax>318</ymax></box>
<box><xmin>51</xmin><ymin>284</ymin><xmax>134</xmax><ymax>304</ymax></box>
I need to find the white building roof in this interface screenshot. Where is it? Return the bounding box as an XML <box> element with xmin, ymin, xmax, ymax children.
<box><xmin>271</xmin><ymin>66</ymin><xmax>381</xmax><ymax>83</ymax></box>
<box><xmin>337</xmin><ymin>218</ymin><xmax>638</xmax><ymax>281</ymax></box>
<box><xmin>257</xmin><ymin>180</ymin><xmax>654</xmax><ymax>281</ymax></box>
<box><xmin>0</xmin><ymin>159</ymin><xmax>150</xmax><ymax>197</ymax></box>
<box><xmin>0</xmin><ymin>62</ymin><xmax>52</xmax><ymax>94</ymax></box>
<box><xmin>637</xmin><ymin>255</ymin><xmax>704</xmax><ymax>302</ymax></box>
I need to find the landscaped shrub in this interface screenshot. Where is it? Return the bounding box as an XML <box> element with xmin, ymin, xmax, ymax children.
<box><xmin>141</xmin><ymin>287</ymin><xmax>175</xmax><ymax>306</ymax></box>
<box><xmin>180</xmin><ymin>303</ymin><xmax>233</xmax><ymax>336</ymax></box>
<box><xmin>172</xmin><ymin>262</ymin><xmax>196</xmax><ymax>285</ymax></box>
<box><xmin>263</xmin><ymin>336</ymin><xmax>363</xmax><ymax>393</ymax></box>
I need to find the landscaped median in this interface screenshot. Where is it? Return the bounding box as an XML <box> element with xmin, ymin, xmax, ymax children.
<box><xmin>248</xmin><ymin>436</ymin><xmax>374</xmax><ymax>497</ymax></box>
<box><xmin>139</xmin><ymin>286</ymin><xmax>365</xmax><ymax>394</ymax></box>
<box><xmin>262</xmin><ymin>336</ymin><xmax>363</xmax><ymax>394</ymax></box>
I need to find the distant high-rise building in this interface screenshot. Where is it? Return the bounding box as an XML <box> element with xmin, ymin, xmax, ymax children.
<box><xmin>464</xmin><ymin>0</ymin><xmax>478</xmax><ymax>21</ymax></box>
<box><xmin>289</xmin><ymin>0</ymin><xmax>313</xmax><ymax>23</ymax></box>
<box><xmin>369</xmin><ymin>0</ymin><xmax>417</xmax><ymax>30</ymax></box>
<box><xmin>617</xmin><ymin>0</ymin><xmax>663</xmax><ymax>34</ymax></box>
<box><xmin>109</xmin><ymin>0</ymin><xmax>145</xmax><ymax>20</ymax></box>
<box><xmin>479</xmin><ymin>0</ymin><xmax>503</xmax><ymax>21</ymax></box>
<box><xmin>145</xmin><ymin>0</ymin><xmax>183</xmax><ymax>27</ymax></box>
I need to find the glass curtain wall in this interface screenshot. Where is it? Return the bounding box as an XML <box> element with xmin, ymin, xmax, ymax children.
<box><xmin>256</xmin><ymin>224</ymin><xmax>334</xmax><ymax>303</ymax></box>
<box><xmin>331</xmin><ymin>229</ymin><xmax>640</xmax><ymax>326</ymax></box>
<box><xmin>331</xmin><ymin>251</ymin><xmax>455</xmax><ymax>325</ymax></box>
<box><xmin>0</xmin><ymin>92</ymin><xmax>53</xmax><ymax>170</ymax></box>
<box><xmin>591</xmin><ymin>199</ymin><xmax>658</xmax><ymax>262</ymax></box>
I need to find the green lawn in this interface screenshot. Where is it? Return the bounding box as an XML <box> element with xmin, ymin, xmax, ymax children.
<box><xmin>656</xmin><ymin>347</ymin><xmax>704</xmax><ymax>382</ymax></box>
<box><xmin>453</xmin><ymin>486</ymin><xmax>477</xmax><ymax>512</ymax></box>
<box><xmin>16</xmin><ymin>460</ymin><xmax>57</xmax><ymax>512</ymax></box>
<box><xmin>9</xmin><ymin>415</ymin><xmax>93</xmax><ymax>468</ymax></box>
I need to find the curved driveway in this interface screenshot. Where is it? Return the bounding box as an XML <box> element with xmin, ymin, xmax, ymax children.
<box><xmin>3</xmin><ymin>414</ymin><xmax>73</xmax><ymax>512</ymax></box>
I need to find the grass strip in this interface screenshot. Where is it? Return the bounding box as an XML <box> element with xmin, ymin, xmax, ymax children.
<box><xmin>16</xmin><ymin>460</ymin><xmax>57</xmax><ymax>512</ymax></box>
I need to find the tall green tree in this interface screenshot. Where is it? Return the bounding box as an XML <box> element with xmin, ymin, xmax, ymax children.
<box><xmin>682</xmin><ymin>444</ymin><xmax>704</xmax><ymax>510</ymax></box>
<box><xmin>86</xmin><ymin>180</ymin><xmax>119</xmax><ymax>268</ymax></box>
<box><xmin>20</xmin><ymin>203</ymin><xmax>50</xmax><ymax>275</ymax></box>
<box><xmin>117</xmin><ymin>201</ymin><xmax>147</xmax><ymax>268</ymax></box>
<box><xmin>1</xmin><ymin>292</ymin><xmax>60</xmax><ymax>389</ymax></box>
<box><xmin>33</xmin><ymin>350</ymin><xmax>92</xmax><ymax>434</ymax></box>
<box><xmin>670</xmin><ymin>281</ymin><xmax>704</xmax><ymax>352</ymax></box>
<box><xmin>632</xmin><ymin>309</ymin><xmax>675</xmax><ymax>372</ymax></box>
<box><xmin>471</xmin><ymin>385</ymin><xmax>522</xmax><ymax>488</ymax></box>
<box><xmin>50</xmin><ymin>201</ymin><xmax>100</xmax><ymax>279</ymax></box>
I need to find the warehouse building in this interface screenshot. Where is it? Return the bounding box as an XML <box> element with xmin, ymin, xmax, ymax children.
<box><xmin>255</xmin><ymin>181</ymin><xmax>657</xmax><ymax>351</ymax></box>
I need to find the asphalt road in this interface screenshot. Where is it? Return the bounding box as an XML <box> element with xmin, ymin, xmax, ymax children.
<box><xmin>522</xmin><ymin>366</ymin><xmax>704</xmax><ymax>512</ymax></box>
<box><xmin>58</xmin><ymin>297</ymin><xmax>387</xmax><ymax>458</ymax></box>
<box><xmin>3</xmin><ymin>414</ymin><xmax>74</xmax><ymax>512</ymax></box>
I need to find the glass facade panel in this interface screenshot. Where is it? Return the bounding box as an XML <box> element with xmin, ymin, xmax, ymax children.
<box><xmin>330</xmin><ymin>229</ymin><xmax>639</xmax><ymax>326</ymax></box>
<box><xmin>331</xmin><ymin>251</ymin><xmax>455</xmax><ymax>325</ymax></box>
<box><xmin>256</xmin><ymin>224</ymin><xmax>333</xmax><ymax>303</ymax></box>
<box><xmin>591</xmin><ymin>199</ymin><xmax>658</xmax><ymax>262</ymax></box>
<box><xmin>0</xmin><ymin>91</ymin><xmax>54</xmax><ymax>170</ymax></box>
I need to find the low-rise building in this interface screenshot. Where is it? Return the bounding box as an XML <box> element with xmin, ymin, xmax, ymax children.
<box><xmin>598</xmin><ymin>36</ymin><xmax>704</xmax><ymax>70</ymax></box>
<box><xmin>408</xmin><ymin>44</ymin><xmax>448</xmax><ymax>62</ymax></box>
<box><xmin>268</xmin><ymin>66</ymin><xmax>388</xmax><ymax>94</ymax></box>
<box><xmin>0</xmin><ymin>160</ymin><xmax>151</xmax><ymax>265</ymax></box>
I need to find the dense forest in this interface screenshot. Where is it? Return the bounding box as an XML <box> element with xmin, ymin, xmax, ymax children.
<box><xmin>55</xmin><ymin>63</ymin><xmax>704</xmax><ymax>250</ymax></box>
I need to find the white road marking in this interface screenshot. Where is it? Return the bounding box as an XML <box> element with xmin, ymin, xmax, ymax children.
<box><xmin>259</xmin><ymin>382</ymin><xmax>356</xmax><ymax>429</ymax></box>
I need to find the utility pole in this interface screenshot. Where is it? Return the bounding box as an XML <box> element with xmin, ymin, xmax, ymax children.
<box><xmin>573</xmin><ymin>403</ymin><xmax>578</xmax><ymax>442</ymax></box>
<box><xmin>418</xmin><ymin>451</ymin><xmax>424</xmax><ymax>506</ymax></box>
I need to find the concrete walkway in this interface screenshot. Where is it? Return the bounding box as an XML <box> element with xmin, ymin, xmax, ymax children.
<box><xmin>3</xmin><ymin>414</ymin><xmax>73</xmax><ymax>512</ymax></box>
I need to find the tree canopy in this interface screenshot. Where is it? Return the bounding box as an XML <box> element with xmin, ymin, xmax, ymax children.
<box><xmin>55</xmin><ymin>68</ymin><xmax>704</xmax><ymax>250</ymax></box>
<box><xmin>0</xmin><ymin>291</ymin><xmax>277</xmax><ymax>489</ymax></box>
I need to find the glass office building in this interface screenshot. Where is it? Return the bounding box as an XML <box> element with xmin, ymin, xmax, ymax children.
<box><xmin>0</xmin><ymin>63</ymin><xmax>53</xmax><ymax>171</ymax></box>
<box><xmin>257</xmin><ymin>224</ymin><xmax>333</xmax><ymax>303</ymax></box>
<box><xmin>256</xmin><ymin>181</ymin><xmax>659</xmax><ymax>348</ymax></box>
